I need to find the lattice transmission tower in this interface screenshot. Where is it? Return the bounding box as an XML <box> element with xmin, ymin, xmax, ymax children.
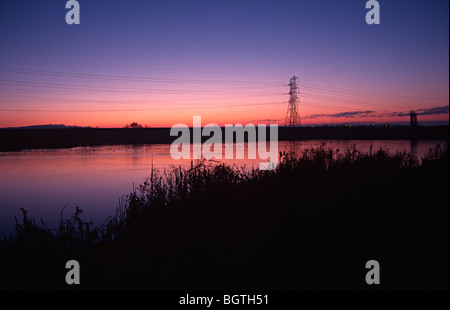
<box><xmin>284</xmin><ymin>75</ymin><xmax>301</xmax><ymax>127</ymax></box>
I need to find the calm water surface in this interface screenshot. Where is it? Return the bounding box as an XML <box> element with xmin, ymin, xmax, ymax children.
<box><xmin>0</xmin><ymin>140</ymin><xmax>446</xmax><ymax>236</ymax></box>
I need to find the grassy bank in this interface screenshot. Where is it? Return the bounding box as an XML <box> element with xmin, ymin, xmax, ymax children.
<box><xmin>1</xmin><ymin>126</ymin><xmax>448</xmax><ymax>151</ymax></box>
<box><xmin>0</xmin><ymin>144</ymin><xmax>448</xmax><ymax>289</ymax></box>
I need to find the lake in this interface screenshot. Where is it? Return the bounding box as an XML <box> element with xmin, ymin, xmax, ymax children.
<box><xmin>0</xmin><ymin>139</ymin><xmax>446</xmax><ymax>236</ymax></box>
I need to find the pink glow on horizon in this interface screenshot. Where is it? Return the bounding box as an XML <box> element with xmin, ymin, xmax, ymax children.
<box><xmin>0</xmin><ymin>70</ymin><xmax>448</xmax><ymax>128</ymax></box>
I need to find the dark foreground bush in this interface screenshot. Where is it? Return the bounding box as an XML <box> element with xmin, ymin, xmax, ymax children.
<box><xmin>0</xmin><ymin>145</ymin><xmax>448</xmax><ymax>289</ymax></box>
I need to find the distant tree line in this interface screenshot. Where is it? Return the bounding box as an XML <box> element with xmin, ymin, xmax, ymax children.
<box><xmin>124</xmin><ymin>122</ymin><xmax>146</xmax><ymax>128</ymax></box>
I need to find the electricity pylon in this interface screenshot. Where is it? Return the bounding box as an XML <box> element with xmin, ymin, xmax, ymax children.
<box><xmin>285</xmin><ymin>75</ymin><xmax>301</xmax><ymax>127</ymax></box>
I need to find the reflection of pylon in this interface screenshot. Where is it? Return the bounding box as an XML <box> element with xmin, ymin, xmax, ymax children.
<box><xmin>285</xmin><ymin>76</ymin><xmax>301</xmax><ymax>127</ymax></box>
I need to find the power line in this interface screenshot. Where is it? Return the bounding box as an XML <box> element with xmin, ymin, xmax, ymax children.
<box><xmin>0</xmin><ymin>101</ymin><xmax>285</xmax><ymax>112</ymax></box>
<box><xmin>0</xmin><ymin>79</ymin><xmax>282</xmax><ymax>95</ymax></box>
<box><xmin>0</xmin><ymin>55</ymin><xmax>289</xmax><ymax>78</ymax></box>
<box><xmin>1</xmin><ymin>65</ymin><xmax>446</xmax><ymax>119</ymax></box>
<box><xmin>0</xmin><ymin>67</ymin><xmax>284</xmax><ymax>86</ymax></box>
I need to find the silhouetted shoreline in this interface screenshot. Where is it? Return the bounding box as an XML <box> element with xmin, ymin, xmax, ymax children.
<box><xmin>0</xmin><ymin>126</ymin><xmax>448</xmax><ymax>152</ymax></box>
<box><xmin>0</xmin><ymin>145</ymin><xmax>448</xmax><ymax>289</ymax></box>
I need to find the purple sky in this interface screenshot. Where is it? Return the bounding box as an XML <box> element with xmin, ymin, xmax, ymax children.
<box><xmin>0</xmin><ymin>0</ymin><xmax>448</xmax><ymax>127</ymax></box>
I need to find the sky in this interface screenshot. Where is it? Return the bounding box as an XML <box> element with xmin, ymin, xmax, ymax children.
<box><xmin>0</xmin><ymin>0</ymin><xmax>448</xmax><ymax>128</ymax></box>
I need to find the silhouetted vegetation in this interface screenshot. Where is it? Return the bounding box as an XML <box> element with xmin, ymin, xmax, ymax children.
<box><xmin>124</xmin><ymin>122</ymin><xmax>144</xmax><ymax>128</ymax></box>
<box><xmin>0</xmin><ymin>144</ymin><xmax>448</xmax><ymax>289</ymax></box>
<box><xmin>1</xmin><ymin>126</ymin><xmax>448</xmax><ymax>152</ymax></box>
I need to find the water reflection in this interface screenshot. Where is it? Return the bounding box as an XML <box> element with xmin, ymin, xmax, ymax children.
<box><xmin>410</xmin><ymin>139</ymin><xmax>419</xmax><ymax>158</ymax></box>
<box><xmin>0</xmin><ymin>140</ymin><xmax>446</xmax><ymax>236</ymax></box>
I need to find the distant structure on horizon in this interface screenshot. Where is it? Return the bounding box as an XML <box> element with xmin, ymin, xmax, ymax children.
<box><xmin>410</xmin><ymin>110</ymin><xmax>418</xmax><ymax>127</ymax></box>
<box><xmin>284</xmin><ymin>76</ymin><xmax>301</xmax><ymax>127</ymax></box>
